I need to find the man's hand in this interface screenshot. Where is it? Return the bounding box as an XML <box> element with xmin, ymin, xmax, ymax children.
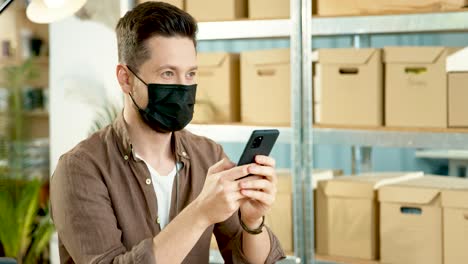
<box><xmin>238</xmin><ymin>155</ymin><xmax>278</xmax><ymax>229</ymax></box>
<box><xmin>194</xmin><ymin>159</ymin><xmax>251</xmax><ymax>226</ymax></box>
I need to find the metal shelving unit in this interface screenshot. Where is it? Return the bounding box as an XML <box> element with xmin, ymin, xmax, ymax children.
<box><xmin>197</xmin><ymin>11</ymin><xmax>468</xmax><ymax>40</ymax></box>
<box><xmin>191</xmin><ymin>6</ymin><xmax>468</xmax><ymax>264</ymax></box>
<box><xmin>188</xmin><ymin>125</ymin><xmax>468</xmax><ymax>150</ymax></box>
<box><xmin>126</xmin><ymin>1</ymin><xmax>468</xmax><ymax>264</ymax></box>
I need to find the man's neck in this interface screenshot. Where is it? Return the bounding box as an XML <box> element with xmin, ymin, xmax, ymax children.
<box><xmin>124</xmin><ymin>107</ymin><xmax>175</xmax><ymax>173</ymax></box>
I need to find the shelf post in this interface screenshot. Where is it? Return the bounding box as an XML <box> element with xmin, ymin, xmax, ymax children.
<box><xmin>302</xmin><ymin>0</ymin><xmax>315</xmax><ymax>263</ymax></box>
<box><xmin>291</xmin><ymin>0</ymin><xmax>305</xmax><ymax>261</ymax></box>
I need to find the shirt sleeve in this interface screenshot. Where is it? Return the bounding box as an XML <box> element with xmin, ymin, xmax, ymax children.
<box><xmin>213</xmin><ymin>144</ymin><xmax>286</xmax><ymax>264</ymax></box>
<box><xmin>50</xmin><ymin>152</ymin><xmax>156</xmax><ymax>264</ymax></box>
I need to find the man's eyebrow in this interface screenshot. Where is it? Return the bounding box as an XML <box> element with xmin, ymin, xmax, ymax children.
<box><xmin>155</xmin><ymin>65</ymin><xmax>198</xmax><ymax>71</ymax></box>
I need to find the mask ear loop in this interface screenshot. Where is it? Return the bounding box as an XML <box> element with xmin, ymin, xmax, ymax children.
<box><xmin>126</xmin><ymin>65</ymin><xmax>149</xmax><ymax>111</ymax></box>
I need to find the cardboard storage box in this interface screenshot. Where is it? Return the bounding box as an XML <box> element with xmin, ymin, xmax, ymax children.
<box><xmin>193</xmin><ymin>52</ymin><xmax>240</xmax><ymax>124</ymax></box>
<box><xmin>379</xmin><ymin>176</ymin><xmax>468</xmax><ymax>264</ymax></box>
<box><xmin>442</xmin><ymin>189</ymin><xmax>468</xmax><ymax>264</ymax></box>
<box><xmin>316</xmin><ymin>0</ymin><xmax>468</xmax><ymax>16</ymax></box>
<box><xmin>315</xmin><ymin>48</ymin><xmax>383</xmax><ymax>126</ymax></box>
<box><xmin>241</xmin><ymin>48</ymin><xmax>290</xmax><ymax>126</ymax></box>
<box><xmin>447</xmin><ymin>48</ymin><xmax>468</xmax><ymax>127</ymax></box>
<box><xmin>316</xmin><ymin>172</ymin><xmax>423</xmax><ymax>260</ymax></box>
<box><xmin>448</xmin><ymin>72</ymin><xmax>468</xmax><ymax>127</ymax></box>
<box><xmin>265</xmin><ymin>170</ymin><xmax>294</xmax><ymax>255</ymax></box>
<box><xmin>248</xmin><ymin>0</ymin><xmax>290</xmax><ymax>19</ymax></box>
<box><xmin>265</xmin><ymin>169</ymin><xmax>340</xmax><ymax>255</ymax></box>
<box><xmin>186</xmin><ymin>0</ymin><xmax>247</xmax><ymax>21</ymax></box>
<box><xmin>385</xmin><ymin>47</ymin><xmax>458</xmax><ymax>128</ymax></box>
<box><xmin>137</xmin><ymin>0</ymin><xmax>184</xmax><ymax>10</ymax></box>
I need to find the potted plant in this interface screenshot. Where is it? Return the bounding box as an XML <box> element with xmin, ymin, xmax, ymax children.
<box><xmin>0</xmin><ymin>178</ymin><xmax>54</xmax><ymax>264</ymax></box>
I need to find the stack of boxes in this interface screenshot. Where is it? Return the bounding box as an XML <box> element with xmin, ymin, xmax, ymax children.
<box><xmin>139</xmin><ymin>0</ymin><xmax>468</xmax><ymax>18</ymax></box>
<box><xmin>316</xmin><ymin>174</ymin><xmax>468</xmax><ymax>264</ymax></box>
<box><xmin>138</xmin><ymin>0</ymin><xmax>290</xmax><ymax>21</ymax></box>
<box><xmin>315</xmin><ymin>0</ymin><xmax>468</xmax><ymax>16</ymax></box>
<box><xmin>315</xmin><ymin>46</ymin><xmax>468</xmax><ymax>129</ymax></box>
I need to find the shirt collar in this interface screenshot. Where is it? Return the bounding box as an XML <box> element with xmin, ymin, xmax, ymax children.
<box><xmin>112</xmin><ymin>112</ymin><xmax>191</xmax><ymax>163</ymax></box>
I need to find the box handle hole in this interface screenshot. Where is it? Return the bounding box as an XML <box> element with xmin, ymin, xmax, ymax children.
<box><xmin>405</xmin><ymin>67</ymin><xmax>427</xmax><ymax>75</ymax></box>
<box><xmin>257</xmin><ymin>69</ymin><xmax>276</xmax><ymax>76</ymax></box>
<box><xmin>400</xmin><ymin>206</ymin><xmax>422</xmax><ymax>215</ymax></box>
<box><xmin>339</xmin><ymin>68</ymin><xmax>359</xmax><ymax>75</ymax></box>
<box><xmin>464</xmin><ymin>213</ymin><xmax>468</xmax><ymax>220</ymax></box>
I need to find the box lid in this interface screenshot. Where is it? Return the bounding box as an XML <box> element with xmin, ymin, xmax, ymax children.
<box><xmin>447</xmin><ymin>47</ymin><xmax>468</xmax><ymax>72</ymax></box>
<box><xmin>384</xmin><ymin>46</ymin><xmax>447</xmax><ymax>64</ymax></box>
<box><xmin>241</xmin><ymin>48</ymin><xmax>290</xmax><ymax>66</ymax></box>
<box><xmin>442</xmin><ymin>189</ymin><xmax>468</xmax><ymax>209</ymax></box>
<box><xmin>317</xmin><ymin>48</ymin><xmax>379</xmax><ymax>65</ymax></box>
<box><xmin>320</xmin><ymin>173</ymin><xmax>418</xmax><ymax>199</ymax></box>
<box><xmin>276</xmin><ymin>169</ymin><xmax>339</xmax><ymax>192</ymax></box>
<box><xmin>197</xmin><ymin>52</ymin><xmax>229</xmax><ymax>68</ymax></box>
<box><xmin>379</xmin><ymin>175</ymin><xmax>468</xmax><ymax>204</ymax></box>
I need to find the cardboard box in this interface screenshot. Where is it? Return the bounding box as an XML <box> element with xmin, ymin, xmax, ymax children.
<box><xmin>186</xmin><ymin>0</ymin><xmax>247</xmax><ymax>21</ymax></box>
<box><xmin>248</xmin><ymin>0</ymin><xmax>290</xmax><ymax>19</ymax></box>
<box><xmin>315</xmin><ymin>48</ymin><xmax>383</xmax><ymax>126</ymax></box>
<box><xmin>316</xmin><ymin>172</ymin><xmax>423</xmax><ymax>260</ymax></box>
<box><xmin>442</xmin><ymin>189</ymin><xmax>468</xmax><ymax>264</ymax></box>
<box><xmin>447</xmin><ymin>48</ymin><xmax>468</xmax><ymax>128</ymax></box>
<box><xmin>137</xmin><ymin>0</ymin><xmax>184</xmax><ymax>10</ymax></box>
<box><xmin>316</xmin><ymin>0</ymin><xmax>468</xmax><ymax>16</ymax></box>
<box><xmin>379</xmin><ymin>176</ymin><xmax>468</xmax><ymax>264</ymax></box>
<box><xmin>265</xmin><ymin>169</ymin><xmax>341</xmax><ymax>255</ymax></box>
<box><xmin>265</xmin><ymin>170</ymin><xmax>293</xmax><ymax>254</ymax></box>
<box><xmin>241</xmin><ymin>48</ymin><xmax>290</xmax><ymax>126</ymax></box>
<box><xmin>193</xmin><ymin>52</ymin><xmax>240</xmax><ymax>124</ymax></box>
<box><xmin>385</xmin><ymin>47</ymin><xmax>458</xmax><ymax>128</ymax></box>
<box><xmin>448</xmin><ymin>72</ymin><xmax>468</xmax><ymax>127</ymax></box>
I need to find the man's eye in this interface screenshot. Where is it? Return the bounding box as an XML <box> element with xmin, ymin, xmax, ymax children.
<box><xmin>162</xmin><ymin>71</ymin><xmax>174</xmax><ymax>77</ymax></box>
<box><xmin>187</xmin><ymin>72</ymin><xmax>197</xmax><ymax>77</ymax></box>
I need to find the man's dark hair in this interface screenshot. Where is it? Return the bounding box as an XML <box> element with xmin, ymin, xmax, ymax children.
<box><xmin>116</xmin><ymin>2</ymin><xmax>198</xmax><ymax>71</ymax></box>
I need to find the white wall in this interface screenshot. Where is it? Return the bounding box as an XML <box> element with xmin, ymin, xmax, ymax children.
<box><xmin>49</xmin><ymin>16</ymin><xmax>122</xmax><ymax>264</ymax></box>
<box><xmin>50</xmin><ymin>16</ymin><xmax>122</xmax><ymax>171</ymax></box>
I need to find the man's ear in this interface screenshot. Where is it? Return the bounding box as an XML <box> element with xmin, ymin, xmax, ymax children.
<box><xmin>116</xmin><ymin>64</ymin><xmax>132</xmax><ymax>94</ymax></box>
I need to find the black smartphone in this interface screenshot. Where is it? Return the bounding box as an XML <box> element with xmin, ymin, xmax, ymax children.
<box><xmin>235</xmin><ymin>129</ymin><xmax>280</xmax><ymax>180</ymax></box>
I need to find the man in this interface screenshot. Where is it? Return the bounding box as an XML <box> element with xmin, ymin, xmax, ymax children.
<box><xmin>50</xmin><ymin>2</ymin><xmax>285</xmax><ymax>264</ymax></box>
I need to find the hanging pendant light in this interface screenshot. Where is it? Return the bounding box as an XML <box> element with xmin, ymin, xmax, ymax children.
<box><xmin>26</xmin><ymin>0</ymin><xmax>87</xmax><ymax>24</ymax></box>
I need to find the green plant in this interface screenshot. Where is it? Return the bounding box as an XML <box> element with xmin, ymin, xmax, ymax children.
<box><xmin>2</xmin><ymin>58</ymin><xmax>39</xmax><ymax>141</ymax></box>
<box><xmin>88</xmin><ymin>101</ymin><xmax>121</xmax><ymax>135</ymax></box>
<box><xmin>0</xmin><ymin>179</ymin><xmax>54</xmax><ymax>264</ymax></box>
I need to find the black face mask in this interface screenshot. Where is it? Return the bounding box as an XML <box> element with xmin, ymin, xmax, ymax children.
<box><xmin>127</xmin><ymin>66</ymin><xmax>197</xmax><ymax>133</ymax></box>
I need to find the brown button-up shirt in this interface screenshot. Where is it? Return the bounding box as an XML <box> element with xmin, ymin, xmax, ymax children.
<box><xmin>50</xmin><ymin>114</ymin><xmax>285</xmax><ymax>264</ymax></box>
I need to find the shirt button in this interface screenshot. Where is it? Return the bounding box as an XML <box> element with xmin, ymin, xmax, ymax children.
<box><xmin>124</xmin><ymin>155</ymin><xmax>129</xmax><ymax>160</ymax></box>
<box><xmin>182</xmin><ymin>151</ymin><xmax>187</xmax><ymax>157</ymax></box>
<box><xmin>156</xmin><ymin>217</ymin><xmax>160</xmax><ymax>224</ymax></box>
<box><xmin>145</xmin><ymin>178</ymin><xmax>151</xmax><ymax>185</ymax></box>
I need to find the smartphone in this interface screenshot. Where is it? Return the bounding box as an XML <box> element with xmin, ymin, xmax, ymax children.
<box><xmin>235</xmin><ymin>129</ymin><xmax>280</xmax><ymax>180</ymax></box>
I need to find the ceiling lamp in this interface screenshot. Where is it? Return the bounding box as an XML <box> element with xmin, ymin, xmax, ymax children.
<box><xmin>26</xmin><ymin>0</ymin><xmax>87</xmax><ymax>24</ymax></box>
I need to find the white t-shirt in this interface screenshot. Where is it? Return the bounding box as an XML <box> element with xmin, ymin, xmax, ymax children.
<box><xmin>136</xmin><ymin>153</ymin><xmax>176</xmax><ymax>229</ymax></box>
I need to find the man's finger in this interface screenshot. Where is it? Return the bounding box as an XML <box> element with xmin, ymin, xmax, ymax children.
<box><xmin>240</xmin><ymin>190</ymin><xmax>274</xmax><ymax>206</ymax></box>
<box><xmin>255</xmin><ymin>155</ymin><xmax>276</xmax><ymax>168</ymax></box>
<box><xmin>247</xmin><ymin>165</ymin><xmax>276</xmax><ymax>182</ymax></box>
<box><xmin>208</xmin><ymin>158</ymin><xmax>234</xmax><ymax>176</ymax></box>
<box><xmin>239</xmin><ymin>179</ymin><xmax>274</xmax><ymax>194</ymax></box>
<box><xmin>219</xmin><ymin>164</ymin><xmax>252</xmax><ymax>181</ymax></box>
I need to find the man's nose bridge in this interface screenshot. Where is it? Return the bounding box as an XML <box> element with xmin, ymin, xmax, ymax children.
<box><xmin>177</xmin><ymin>72</ymin><xmax>189</xmax><ymax>85</ymax></box>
